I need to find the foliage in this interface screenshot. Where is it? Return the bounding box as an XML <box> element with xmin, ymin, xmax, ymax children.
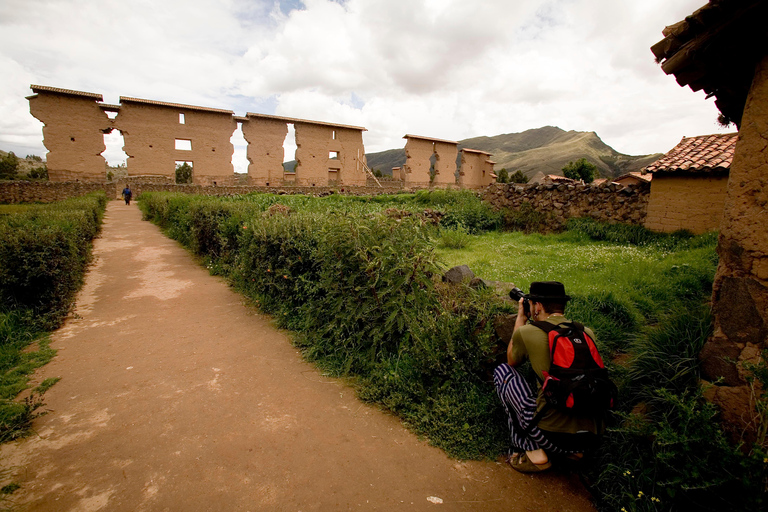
<box><xmin>28</xmin><ymin>166</ymin><xmax>48</xmax><ymax>180</ymax></box>
<box><xmin>0</xmin><ymin>152</ymin><xmax>19</xmax><ymax>180</ymax></box>
<box><xmin>509</xmin><ymin>170</ymin><xmax>529</xmax><ymax>183</ymax></box>
<box><xmin>496</xmin><ymin>168</ymin><xmax>509</xmax><ymax>183</ymax></box>
<box><xmin>563</xmin><ymin>157</ymin><xmax>598</xmax><ymax>183</ymax></box>
<box><xmin>175</xmin><ymin>162</ymin><xmax>193</xmax><ymax>184</ymax></box>
<box><xmin>438</xmin><ymin>225</ymin><xmax>472</xmax><ymax>249</ymax></box>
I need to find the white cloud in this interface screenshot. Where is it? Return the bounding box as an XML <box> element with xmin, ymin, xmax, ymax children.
<box><xmin>0</xmin><ymin>0</ymin><xmax>730</xmax><ymax>169</ymax></box>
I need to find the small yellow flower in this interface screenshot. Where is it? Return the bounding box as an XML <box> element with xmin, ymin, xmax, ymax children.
<box><xmin>637</xmin><ymin>491</ymin><xmax>644</xmax><ymax>498</ymax></box>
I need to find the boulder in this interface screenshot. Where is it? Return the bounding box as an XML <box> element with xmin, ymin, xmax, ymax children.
<box><xmin>442</xmin><ymin>265</ymin><xmax>475</xmax><ymax>284</ymax></box>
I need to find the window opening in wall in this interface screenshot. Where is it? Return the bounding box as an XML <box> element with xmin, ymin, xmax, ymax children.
<box><xmin>230</xmin><ymin>123</ymin><xmax>248</xmax><ymax>176</ymax></box>
<box><xmin>105</xmin><ymin>110</ymin><xmax>118</xmax><ymax>120</ymax></box>
<box><xmin>283</xmin><ymin>123</ymin><xmax>297</xmax><ymax>173</ymax></box>
<box><xmin>102</xmin><ymin>129</ymin><xmax>129</xmax><ymax>181</ymax></box>
<box><xmin>429</xmin><ymin>152</ymin><xmax>437</xmax><ymax>182</ymax></box>
<box><xmin>332</xmin><ymin>130</ymin><xmax>337</xmax><ymax>140</ymax></box>
<box><xmin>175</xmin><ymin>139</ymin><xmax>192</xmax><ymax>151</ymax></box>
<box><xmin>175</xmin><ymin>161</ymin><xmax>193</xmax><ymax>184</ymax></box>
<box><xmin>179</xmin><ymin>113</ymin><xmax>185</xmax><ymax>124</ymax></box>
<box><xmin>329</xmin><ymin>151</ymin><xmax>339</xmax><ymax>160</ymax></box>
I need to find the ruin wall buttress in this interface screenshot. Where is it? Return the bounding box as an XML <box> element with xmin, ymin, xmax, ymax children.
<box><xmin>242</xmin><ymin>117</ymin><xmax>288</xmax><ymax>186</ymax></box>
<box><xmin>403</xmin><ymin>138</ymin><xmax>434</xmax><ymax>187</ymax></box>
<box><xmin>432</xmin><ymin>141</ymin><xmax>458</xmax><ymax>187</ymax></box>
<box><xmin>118</xmin><ymin>101</ymin><xmax>236</xmax><ymax>185</ymax></box>
<box><xmin>335</xmin><ymin>128</ymin><xmax>368</xmax><ymax>186</ymax></box>
<box><xmin>459</xmin><ymin>150</ymin><xmax>495</xmax><ymax>189</ymax></box>
<box><xmin>294</xmin><ymin>122</ymin><xmax>335</xmax><ymax>186</ymax></box>
<box><xmin>28</xmin><ymin>93</ymin><xmax>112</xmax><ymax>182</ymax></box>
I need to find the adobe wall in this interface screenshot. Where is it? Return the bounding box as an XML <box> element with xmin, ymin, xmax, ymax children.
<box><xmin>403</xmin><ymin>138</ymin><xmax>433</xmax><ymax>187</ymax></box>
<box><xmin>28</xmin><ymin>94</ymin><xmax>112</xmax><ymax>182</ymax></box>
<box><xmin>335</xmin><ymin>127</ymin><xmax>368</xmax><ymax>187</ymax></box>
<box><xmin>242</xmin><ymin>117</ymin><xmax>288</xmax><ymax>186</ymax></box>
<box><xmin>459</xmin><ymin>151</ymin><xmax>495</xmax><ymax>189</ymax></box>
<box><xmin>294</xmin><ymin>122</ymin><xmax>335</xmax><ymax>186</ymax></box>
<box><xmin>482</xmin><ymin>181</ymin><xmax>650</xmax><ymax>229</ymax></box>
<box><xmin>644</xmin><ymin>174</ymin><xmax>729</xmax><ymax>234</ymax></box>
<box><xmin>702</xmin><ymin>55</ymin><xmax>768</xmax><ymax>446</ymax></box>
<box><xmin>118</xmin><ymin>102</ymin><xmax>237</xmax><ymax>184</ymax></box>
<box><xmin>432</xmin><ymin>141</ymin><xmax>458</xmax><ymax>187</ymax></box>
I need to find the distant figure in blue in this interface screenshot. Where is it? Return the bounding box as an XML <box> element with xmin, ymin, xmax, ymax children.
<box><xmin>122</xmin><ymin>185</ymin><xmax>132</xmax><ymax>205</ymax></box>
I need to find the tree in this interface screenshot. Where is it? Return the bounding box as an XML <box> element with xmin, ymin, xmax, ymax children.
<box><xmin>175</xmin><ymin>162</ymin><xmax>193</xmax><ymax>184</ymax></box>
<box><xmin>496</xmin><ymin>168</ymin><xmax>509</xmax><ymax>183</ymax></box>
<box><xmin>562</xmin><ymin>158</ymin><xmax>597</xmax><ymax>183</ymax></box>
<box><xmin>372</xmin><ymin>168</ymin><xmax>383</xmax><ymax>178</ymax></box>
<box><xmin>509</xmin><ymin>170</ymin><xmax>529</xmax><ymax>184</ymax></box>
<box><xmin>0</xmin><ymin>152</ymin><xmax>19</xmax><ymax>180</ymax></box>
<box><xmin>29</xmin><ymin>165</ymin><xmax>48</xmax><ymax>180</ymax></box>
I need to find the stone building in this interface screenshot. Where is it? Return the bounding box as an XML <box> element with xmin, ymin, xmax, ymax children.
<box><xmin>642</xmin><ymin>133</ymin><xmax>735</xmax><ymax>234</ymax></box>
<box><xmin>652</xmin><ymin>0</ymin><xmax>768</xmax><ymax>444</ymax></box>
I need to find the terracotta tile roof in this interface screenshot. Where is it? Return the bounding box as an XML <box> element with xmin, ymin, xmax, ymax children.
<box><xmin>247</xmin><ymin>113</ymin><xmax>366</xmax><ymax>131</ymax></box>
<box><xmin>30</xmin><ymin>84</ymin><xmax>103</xmax><ymax>101</ymax></box>
<box><xmin>643</xmin><ymin>133</ymin><xmax>738</xmax><ymax>174</ymax></box>
<box><xmin>614</xmin><ymin>172</ymin><xmax>652</xmax><ymax>183</ymax></box>
<box><xmin>403</xmin><ymin>134</ymin><xmax>459</xmax><ymax>145</ymax></box>
<box><xmin>121</xmin><ymin>96</ymin><xmax>234</xmax><ymax>115</ymax></box>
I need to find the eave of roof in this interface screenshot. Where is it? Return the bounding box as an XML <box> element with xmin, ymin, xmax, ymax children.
<box><xmin>403</xmin><ymin>134</ymin><xmax>459</xmax><ymax>145</ymax></box>
<box><xmin>643</xmin><ymin>132</ymin><xmax>738</xmax><ymax>174</ymax></box>
<box><xmin>462</xmin><ymin>148</ymin><xmax>492</xmax><ymax>155</ymax></box>
<box><xmin>30</xmin><ymin>84</ymin><xmax>103</xmax><ymax>101</ymax></box>
<box><xmin>120</xmin><ymin>96</ymin><xmax>234</xmax><ymax>115</ymax></box>
<box><xmin>651</xmin><ymin>0</ymin><xmax>768</xmax><ymax>127</ymax></box>
<box><xmin>246</xmin><ymin>112</ymin><xmax>366</xmax><ymax>131</ymax></box>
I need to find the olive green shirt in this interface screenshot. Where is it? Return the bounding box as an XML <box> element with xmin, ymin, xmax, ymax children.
<box><xmin>511</xmin><ymin>316</ymin><xmax>602</xmax><ymax>435</ymax></box>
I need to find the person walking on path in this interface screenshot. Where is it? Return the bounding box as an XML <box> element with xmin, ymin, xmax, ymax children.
<box><xmin>121</xmin><ymin>185</ymin><xmax>132</xmax><ymax>205</ymax></box>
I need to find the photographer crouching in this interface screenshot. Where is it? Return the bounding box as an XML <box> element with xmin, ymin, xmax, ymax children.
<box><xmin>494</xmin><ymin>281</ymin><xmax>613</xmax><ymax>473</ymax></box>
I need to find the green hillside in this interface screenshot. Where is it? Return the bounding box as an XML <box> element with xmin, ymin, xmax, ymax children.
<box><xmin>365</xmin><ymin>126</ymin><xmax>661</xmax><ymax>179</ymax></box>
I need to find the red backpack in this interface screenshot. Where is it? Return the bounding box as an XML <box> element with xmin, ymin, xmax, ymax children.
<box><xmin>531</xmin><ymin>321</ymin><xmax>617</xmax><ymax>415</ymax></box>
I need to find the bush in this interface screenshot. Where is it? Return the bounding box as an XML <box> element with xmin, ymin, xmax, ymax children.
<box><xmin>175</xmin><ymin>162</ymin><xmax>193</xmax><ymax>184</ymax></box>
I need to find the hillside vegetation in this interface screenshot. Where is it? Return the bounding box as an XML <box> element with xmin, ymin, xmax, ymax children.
<box><xmin>365</xmin><ymin>126</ymin><xmax>661</xmax><ymax>179</ymax></box>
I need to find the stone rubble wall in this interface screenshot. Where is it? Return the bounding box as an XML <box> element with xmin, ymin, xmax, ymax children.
<box><xmin>481</xmin><ymin>181</ymin><xmax>651</xmax><ymax>229</ymax></box>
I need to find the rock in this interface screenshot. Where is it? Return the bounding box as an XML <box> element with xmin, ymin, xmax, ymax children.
<box><xmin>469</xmin><ymin>277</ymin><xmax>490</xmax><ymax>289</ymax></box>
<box><xmin>442</xmin><ymin>265</ymin><xmax>475</xmax><ymax>284</ymax></box>
<box><xmin>493</xmin><ymin>314</ymin><xmax>517</xmax><ymax>345</ymax></box>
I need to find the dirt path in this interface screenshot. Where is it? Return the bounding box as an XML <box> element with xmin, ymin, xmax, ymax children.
<box><xmin>1</xmin><ymin>201</ymin><xmax>596</xmax><ymax>511</ymax></box>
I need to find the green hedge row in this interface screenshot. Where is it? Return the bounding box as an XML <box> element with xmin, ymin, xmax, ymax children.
<box><xmin>0</xmin><ymin>192</ymin><xmax>107</xmax><ymax>330</ymax></box>
<box><xmin>140</xmin><ymin>191</ymin><xmax>513</xmax><ymax>458</ymax></box>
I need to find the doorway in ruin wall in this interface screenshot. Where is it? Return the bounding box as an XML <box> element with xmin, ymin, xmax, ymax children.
<box><xmin>230</xmin><ymin>124</ymin><xmax>248</xmax><ymax>181</ymax></box>
<box><xmin>282</xmin><ymin>123</ymin><xmax>298</xmax><ymax>181</ymax></box>
<box><xmin>102</xmin><ymin>128</ymin><xmax>129</xmax><ymax>182</ymax></box>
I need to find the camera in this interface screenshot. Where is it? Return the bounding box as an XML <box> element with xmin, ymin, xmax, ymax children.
<box><xmin>509</xmin><ymin>287</ymin><xmax>531</xmax><ymax>318</ymax></box>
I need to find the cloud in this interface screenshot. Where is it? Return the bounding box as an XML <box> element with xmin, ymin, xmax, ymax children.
<box><xmin>0</xmin><ymin>0</ymin><xmax>730</xmax><ymax>168</ymax></box>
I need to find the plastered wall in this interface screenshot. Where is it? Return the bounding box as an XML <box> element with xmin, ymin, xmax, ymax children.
<box><xmin>118</xmin><ymin>100</ymin><xmax>236</xmax><ymax>185</ymax></box>
<box><xmin>403</xmin><ymin>138</ymin><xmax>434</xmax><ymax>186</ymax></box>
<box><xmin>28</xmin><ymin>93</ymin><xmax>112</xmax><ymax>182</ymax></box>
<box><xmin>242</xmin><ymin>117</ymin><xmax>288</xmax><ymax>186</ymax></box>
<box><xmin>643</xmin><ymin>174</ymin><xmax>728</xmax><ymax>234</ymax></box>
<box><xmin>335</xmin><ymin>128</ymin><xmax>368</xmax><ymax>187</ymax></box>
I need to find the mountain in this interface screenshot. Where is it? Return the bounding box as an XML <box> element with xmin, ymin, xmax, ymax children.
<box><xmin>365</xmin><ymin>126</ymin><xmax>662</xmax><ymax>179</ymax></box>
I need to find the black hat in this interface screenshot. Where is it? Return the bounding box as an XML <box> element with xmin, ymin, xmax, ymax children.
<box><xmin>526</xmin><ymin>281</ymin><xmax>570</xmax><ymax>302</ymax></box>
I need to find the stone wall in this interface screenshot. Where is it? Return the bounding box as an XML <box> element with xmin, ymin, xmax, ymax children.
<box><xmin>702</xmin><ymin>54</ymin><xmax>768</xmax><ymax>446</ymax></box>
<box><xmin>644</xmin><ymin>174</ymin><xmax>729</xmax><ymax>234</ymax></box>
<box><xmin>482</xmin><ymin>181</ymin><xmax>650</xmax><ymax>228</ymax></box>
<box><xmin>0</xmin><ymin>180</ymin><xmax>117</xmax><ymax>203</ymax></box>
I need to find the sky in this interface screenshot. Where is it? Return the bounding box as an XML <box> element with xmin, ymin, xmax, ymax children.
<box><xmin>0</xmin><ymin>0</ymin><xmax>731</xmax><ymax>173</ymax></box>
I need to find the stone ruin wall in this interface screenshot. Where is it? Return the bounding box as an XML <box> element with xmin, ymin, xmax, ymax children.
<box><xmin>117</xmin><ymin>99</ymin><xmax>237</xmax><ymax>186</ymax></box>
<box><xmin>701</xmin><ymin>55</ymin><xmax>768</xmax><ymax>446</ymax></box>
<box><xmin>482</xmin><ymin>181</ymin><xmax>650</xmax><ymax>229</ymax></box>
<box><xmin>28</xmin><ymin>92</ymin><xmax>112</xmax><ymax>182</ymax></box>
<box><xmin>459</xmin><ymin>150</ymin><xmax>495</xmax><ymax>189</ymax></box>
<box><xmin>644</xmin><ymin>174</ymin><xmax>729</xmax><ymax>234</ymax></box>
<box><xmin>27</xmin><ymin>86</ymin><xmax>368</xmax><ymax>188</ymax></box>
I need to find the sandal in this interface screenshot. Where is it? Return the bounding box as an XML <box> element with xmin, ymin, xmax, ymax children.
<box><xmin>508</xmin><ymin>452</ymin><xmax>552</xmax><ymax>473</ymax></box>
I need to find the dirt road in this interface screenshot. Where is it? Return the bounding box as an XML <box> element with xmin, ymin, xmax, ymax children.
<box><xmin>1</xmin><ymin>201</ymin><xmax>596</xmax><ymax>511</ymax></box>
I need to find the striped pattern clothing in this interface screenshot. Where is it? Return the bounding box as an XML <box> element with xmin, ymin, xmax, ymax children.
<box><xmin>493</xmin><ymin>363</ymin><xmax>564</xmax><ymax>454</ymax></box>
